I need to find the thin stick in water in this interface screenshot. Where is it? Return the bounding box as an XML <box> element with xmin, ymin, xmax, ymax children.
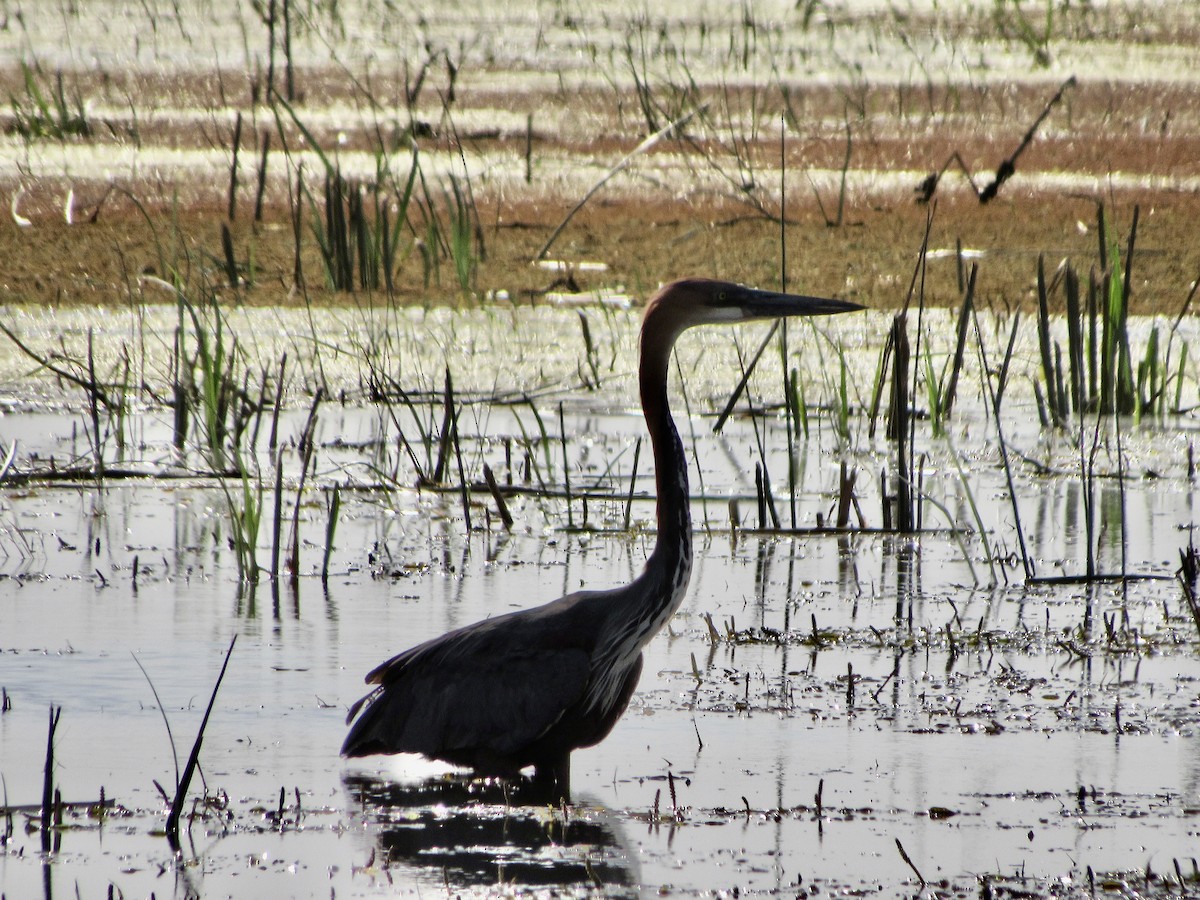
<box><xmin>713</xmin><ymin>320</ymin><xmax>780</xmax><ymax>434</ymax></box>
<box><xmin>534</xmin><ymin>104</ymin><xmax>706</xmax><ymax>261</ymax></box>
<box><xmin>623</xmin><ymin>436</ymin><xmax>642</xmax><ymax>531</ymax></box>
<box><xmin>895</xmin><ymin>837</ymin><xmax>926</xmax><ymax>887</ymax></box>
<box><xmin>559</xmin><ymin>401</ymin><xmax>573</xmax><ymax>528</ymax></box>
<box><xmin>482</xmin><ymin>465</ymin><xmax>512</xmax><ymax>530</ymax></box>
<box><xmin>321</xmin><ymin>485</ymin><xmax>341</xmax><ymax>583</ymax></box>
<box><xmin>167</xmin><ymin>635</ymin><xmax>237</xmax><ymax>852</ymax></box>
<box><xmin>41</xmin><ymin>705</ymin><xmax>61</xmax><ymax>853</ymax></box>
<box><xmin>451</xmin><ymin>409</ymin><xmax>472</xmax><ymax>532</ymax></box>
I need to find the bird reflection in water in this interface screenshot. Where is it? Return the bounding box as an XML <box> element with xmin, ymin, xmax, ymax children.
<box><xmin>343</xmin><ymin>772</ymin><xmax>639</xmax><ymax>892</ymax></box>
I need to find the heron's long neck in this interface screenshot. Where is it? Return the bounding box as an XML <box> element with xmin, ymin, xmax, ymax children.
<box><xmin>584</xmin><ymin>325</ymin><xmax>694</xmax><ymax>708</ymax></box>
<box><xmin>639</xmin><ymin>326</ymin><xmax>692</xmax><ymax>596</ymax></box>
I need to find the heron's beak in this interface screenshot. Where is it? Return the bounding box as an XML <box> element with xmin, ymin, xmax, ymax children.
<box><xmin>731</xmin><ymin>285</ymin><xmax>863</xmax><ymax>319</ymax></box>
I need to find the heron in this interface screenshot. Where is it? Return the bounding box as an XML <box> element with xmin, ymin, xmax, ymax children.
<box><xmin>342</xmin><ymin>278</ymin><xmax>862</xmax><ymax>800</ymax></box>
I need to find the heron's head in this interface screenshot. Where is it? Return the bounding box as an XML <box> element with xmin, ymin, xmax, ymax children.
<box><xmin>643</xmin><ymin>278</ymin><xmax>861</xmax><ymax>342</ymax></box>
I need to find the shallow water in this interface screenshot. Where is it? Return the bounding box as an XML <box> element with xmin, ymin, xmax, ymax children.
<box><xmin>3</xmin><ymin>0</ymin><xmax>1200</xmax><ymax>891</ymax></box>
<box><xmin>2</xmin><ymin>303</ymin><xmax>1200</xmax><ymax>897</ymax></box>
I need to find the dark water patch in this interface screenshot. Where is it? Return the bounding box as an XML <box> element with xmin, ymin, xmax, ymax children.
<box><xmin>346</xmin><ymin>773</ymin><xmax>639</xmax><ymax>892</ymax></box>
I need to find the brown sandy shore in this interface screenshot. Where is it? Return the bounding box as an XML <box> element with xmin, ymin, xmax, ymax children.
<box><xmin>0</xmin><ymin>8</ymin><xmax>1197</xmax><ymax>315</ymax></box>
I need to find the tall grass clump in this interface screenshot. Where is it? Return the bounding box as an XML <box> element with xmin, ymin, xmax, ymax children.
<box><xmin>223</xmin><ymin>466</ymin><xmax>264</xmax><ymax>584</ymax></box>
<box><xmin>7</xmin><ymin>62</ymin><xmax>91</xmax><ymax>140</ymax></box>
<box><xmin>443</xmin><ymin>174</ymin><xmax>477</xmax><ymax>293</ymax></box>
<box><xmin>276</xmin><ymin>90</ymin><xmax>485</xmax><ymax>298</ymax></box>
<box><xmin>274</xmin><ymin>95</ymin><xmax>418</xmax><ymax>295</ymax></box>
<box><xmin>991</xmin><ymin>0</ymin><xmax>1056</xmax><ymax>68</ymax></box>
<box><xmin>166</xmin><ymin>282</ymin><xmax>273</xmax><ymax>473</ymax></box>
<box><xmin>303</xmin><ymin>159</ymin><xmax>415</xmax><ymax>294</ymax></box>
<box><xmin>1033</xmin><ymin>205</ymin><xmax>1190</xmax><ymax>427</ymax></box>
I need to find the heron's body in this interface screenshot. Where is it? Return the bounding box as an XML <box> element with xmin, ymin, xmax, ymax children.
<box><xmin>343</xmin><ymin>278</ymin><xmax>859</xmax><ymax>799</ymax></box>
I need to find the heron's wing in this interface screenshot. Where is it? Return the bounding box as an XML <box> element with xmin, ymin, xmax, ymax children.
<box><xmin>343</xmin><ymin>610</ymin><xmax>595</xmax><ymax>760</ymax></box>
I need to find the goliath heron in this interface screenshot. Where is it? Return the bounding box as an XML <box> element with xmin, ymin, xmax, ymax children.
<box><xmin>342</xmin><ymin>278</ymin><xmax>861</xmax><ymax>799</ymax></box>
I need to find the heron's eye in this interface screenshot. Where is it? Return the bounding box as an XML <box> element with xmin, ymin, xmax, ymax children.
<box><xmin>717</xmin><ymin>291</ymin><xmax>727</xmax><ymax>302</ymax></box>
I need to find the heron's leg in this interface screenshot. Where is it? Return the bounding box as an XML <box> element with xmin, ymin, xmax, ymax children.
<box><xmin>531</xmin><ymin>754</ymin><xmax>571</xmax><ymax>803</ymax></box>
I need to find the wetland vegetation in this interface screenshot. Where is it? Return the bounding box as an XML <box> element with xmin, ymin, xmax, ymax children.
<box><xmin>2</xmin><ymin>1</ymin><xmax>1200</xmax><ymax>897</ymax></box>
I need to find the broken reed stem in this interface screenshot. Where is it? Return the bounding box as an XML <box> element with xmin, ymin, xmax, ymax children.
<box><xmin>290</xmin><ymin>164</ymin><xmax>304</xmax><ymax>286</ymax></box>
<box><xmin>754</xmin><ymin>464</ymin><xmax>766</xmax><ymax>529</ymax></box>
<box><xmin>324</xmin><ymin>169</ymin><xmax>352</xmax><ymax>290</ymax></box>
<box><xmin>836</xmin><ymin>460</ymin><xmax>855</xmax><ymax>528</ymax></box>
<box><xmin>1115</xmin><ymin>397</ymin><xmax>1130</xmax><ymax>589</ymax></box>
<box><xmin>282</xmin><ymin>0</ymin><xmax>295</xmax><ymax>101</ymax></box>
<box><xmin>247</xmin><ymin>364</ymin><xmax>270</xmax><ymax>453</ymax></box>
<box><xmin>780</xmin><ymin>338</ymin><xmax>800</xmax><ymax>527</ymax></box>
<box><xmin>1080</xmin><ymin>392</ymin><xmax>1100</xmax><ymax>579</ymax></box>
<box><xmin>254</xmin><ymin>130</ymin><xmax>271</xmax><ymax>222</ymax></box>
<box><xmin>1177</xmin><ymin>543</ymin><xmax>1200</xmax><ymax>640</ymax></box>
<box><xmin>221</xmin><ymin>223</ymin><xmax>238</xmax><ymax>289</ymax></box>
<box><xmin>288</xmin><ymin>391</ymin><xmax>322</xmax><ymax>582</ymax></box>
<box><xmin>1064</xmin><ymin>264</ymin><xmax>1085</xmax><ymax>414</ymax></box>
<box><xmin>228</xmin><ymin>111</ymin><xmax>242</xmax><ymax>222</ymax></box>
<box><xmin>433</xmin><ymin>368</ymin><xmax>454</xmax><ymax>484</ymax></box>
<box><xmin>888</xmin><ymin>313</ymin><xmax>912</xmax><ymax>531</ymax></box>
<box><xmin>321</xmin><ymin>484</ymin><xmax>340</xmax><ymax>583</ymax></box>
<box><xmin>167</xmin><ymin>635</ymin><xmax>237</xmax><ymax>853</ymax></box>
<box><xmin>41</xmin><ymin>705</ymin><xmax>61</xmax><ymax>853</ymax></box>
<box><xmin>941</xmin><ymin>267</ymin><xmax>976</xmax><ymax>417</ymax></box>
<box><xmin>993</xmin><ymin>312</ymin><xmax>1021</xmax><ymax>413</ymax></box>
<box><xmin>524</xmin><ymin>113</ymin><xmax>533</xmax><ymax>183</ymax></box>
<box><xmin>86</xmin><ymin>329</ymin><xmax>103</xmax><ymax>477</ymax></box>
<box><xmin>482</xmin><ymin>464</ymin><xmax>512</xmax><ymax>530</ymax></box>
<box><xmin>713</xmin><ymin>320</ymin><xmax>779</xmax><ymax>434</ymax></box>
<box><xmin>895</xmin><ymin>837</ymin><xmax>926</xmax><ymax>887</ymax></box>
<box><xmin>384</xmin><ymin>401</ymin><xmax>428</xmax><ymax>485</ymax></box>
<box><xmin>268</xmin><ymin>353</ymin><xmax>287</xmax><ymax>451</ymax></box>
<box><xmin>451</xmin><ymin>408</ymin><xmax>471</xmax><ymax>532</ymax></box>
<box><xmin>737</xmin><ymin>374</ymin><xmax>781</xmax><ymax>532</ymax></box>
<box><xmin>559</xmin><ymin>401</ymin><xmax>573</xmax><ymax>528</ymax></box>
<box><xmin>265</xmin><ymin>0</ymin><xmax>277</xmax><ymax>98</ymax></box>
<box><xmin>172</xmin><ymin>324</ymin><xmax>187</xmax><ymax>451</ymax></box>
<box><xmin>624</xmin><ymin>436</ymin><xmax>642</xmax><ymax>531</ymax></box>
<box><xmin>1122</xmin><ymin>205</ymin><xmax>1139</xmax><ymax>334</ymax></box>
<box><xmin>578</xmin><ymin>311</ymin><xmax>601</xmax><ymax>388</ymax></box>
<box><xmin>271</xmin><ymin>447</ymin><xmax>284</xmax><ymax>579</ymax></box>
